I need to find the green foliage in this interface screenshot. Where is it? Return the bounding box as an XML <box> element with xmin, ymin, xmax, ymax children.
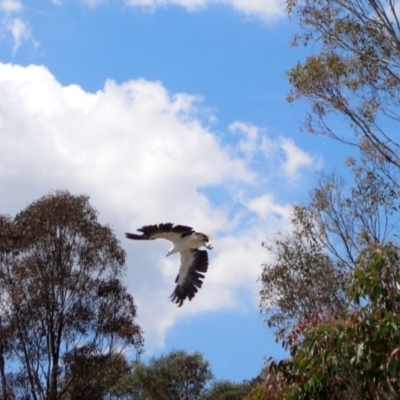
<box><xmin>243</xmin><ymin>374</ymin><xmax>287</xmax><ymax>400</ymax></box>
<box><xmin>130</xmin><ymin>350</ymin><xmax>213</xmax><ymax>400</ymax></box>
<box><xmin>286</xmin><ymin>0</ymin><xmax>400</xmax><ymax>168</ymax></box>
<box><xmin>270</xmin><ymin>243</ymin><xmax>400</xmax><ymax>399</ymax></box>
<box><xmin>262</xmin><ymin>3</ymin><xmax>400</xmax><ymax>396</ymax></box>
<box><xmin>65</xmin><ymin>351</ymin><xmax>132</xmax><ymax>399</ymax></box>
<box><xmin>65</xmin><ymin>350</ymin><xmax>259</xmax><ymax>400</ymax></box>
<box><xmin>0</xmin><ymin>191</ymin><xmax>143</xmax><ymax>399</ymax></box>
<box><xmin>260</xmin><ymin>203</ymin><xmax>346</xmax><ymax>338</ymax></box>
<box><xmin>260</xmin><ymin>157</ymin><xmax>400</xmax><ymax>340</ymax></box>
<box><xmin>200</xmin><ymin>379</ymin><xmax>253</xmax><ymax>400</ymax></box>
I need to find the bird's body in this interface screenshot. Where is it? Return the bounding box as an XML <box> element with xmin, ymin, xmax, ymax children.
<box><xmin>166</xmin><ymin>232</ymin><xmax>210</xmax><ymax>255</ymax></box>
<box><xmin>125</xmin><ymin>223</ymin><xmax>213</xmax><ymax>306</ymax></box>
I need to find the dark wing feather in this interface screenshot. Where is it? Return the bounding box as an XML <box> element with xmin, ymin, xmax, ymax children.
<box><xmin>170</xmin><ymin>249</ymin><xmax>209</xmax><ymax>307</ymax></box>
<box><xmin>125</xmin><ymin>232</ymin><xmax>147</xmax><ymax>240</ymax></box>
<box><xmin>125</xmin><ymin>223</ymin><xmax>194</xmax><ymax>241</ymax></box>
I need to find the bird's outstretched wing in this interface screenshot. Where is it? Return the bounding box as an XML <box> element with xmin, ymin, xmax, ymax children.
<box><xmin>125</xmin><ymin>223</ymin><xmax>195</xmax><ymax>243</ymax></box>
<box><xmin>170</xmin><ymin>249</ymin><xmax>209</xmax><ymax>307</ymax></box>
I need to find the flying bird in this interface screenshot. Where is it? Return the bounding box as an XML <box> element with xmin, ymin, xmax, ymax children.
<box><xmin>125</xmin><ymin>223</ymin><xmax>213</xmax><ymax>307</ymax></box>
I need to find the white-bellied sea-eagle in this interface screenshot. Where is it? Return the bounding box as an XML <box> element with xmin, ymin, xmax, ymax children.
<box><xmin>125</xmin><ymin>223</ymin><xmax>213</xmax><ymax>307</ymax></box>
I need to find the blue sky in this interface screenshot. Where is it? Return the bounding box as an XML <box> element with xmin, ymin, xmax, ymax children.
<box><xmin>0</xmin><ymin>0</ymin><xmax>352</xmax><ymax>383</ymax></box>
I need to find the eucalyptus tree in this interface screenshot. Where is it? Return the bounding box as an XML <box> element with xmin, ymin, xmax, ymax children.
<box><xmin>287</xmin><ymin>0</ymin><xmax>400</xmax><ymax>169</ymax></box>
<box><xmin>129</xmin><ymin>350</ymin><xmax>213</xmax><ymax>400</ymax></box>
<box><xmin>200</xmin><ymin>380</ymin><xmax>253</xmax><ymax>400</ymax></box>
<box><xmin>270</xmin><ymin>243</ymin><xmax>400</xmax><ymax>399</ymax></box>
<box><xmin>260</xmin><ymin>158</ymin><xmax>400</xmax><ymax>338</ymax></box>
<box><xmin>0</xmin><ymin>191</ymin><xmax>143</xmax><ymax>400</ymax></box>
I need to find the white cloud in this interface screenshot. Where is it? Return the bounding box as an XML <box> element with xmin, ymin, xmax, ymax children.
<box><xmin>247</xmin><ymin>193</ymin><xmax>291</xmax><ymax>221</ymax></box>
<box><xmin>0</xmin><ymin>0</ymin><xmax>283</xmax><ymax>52</ymax></box>
<box><xmin>279</xmin><ymin>137</ymin><xmax>314</xmax><ymax>176</ymax></box>
<box><xmin>81</xmin><ymin>0</ymin><xmax>107</xmax><ymax>7</ymax></box>
<box><xmin>7</xmin><ymin>17</ymin><xmax>32</xmax><ymax>53</ymax></box>
<box><xmin>0</xmin><ymin>63</ymin><xmax>312</xmax><ymax>350</ymax></box>
<box><xmin>230</xmin><ymin>120</ymin><xmax>260</xmax><ymax>159</ymax></box>
<box><xmin>0</xmin><ymin>0</ymin><xmax>36</xmax><ymax>52</ymax></box>
<box><xmin>82</xmin><ymin>0</ymin><xmax>285</xmax><ymax>21</ymax></box>
<box><xmin>0</xmin><ymin>0</ymin><xmax>22</xmax><ymax>13</ymax></box>
<box><xmin>229</xmin><ymin>0</ymin><xmax>285</xmax><ymax>20</ymax></box>
<box><xmin>230</xmin><ymin>120</ymin><xmax>315</xmax><ymax>180</ymax></box>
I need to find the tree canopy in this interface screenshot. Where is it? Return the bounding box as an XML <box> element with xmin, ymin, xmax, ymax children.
<box><xmin>256</xmin><ymin>1</ymin><xmax>400</xmax><ymax>397</ymax></box>
<box><xmin>129</xmin><ymin>350</ymin><xmax>213</xmax><ymax>400</ymax></box>
<box><xmin>200</xmin><ymin>380</ymin><xmax>253</xmax><ymax>400</ymax></box>
<box><xmin>269</xmin><ymin>243</ymin><xmax>400</xmax><ymax>399</ymax></box>
<box><xmin>287</xmin><ymin>0</ymin><xmax>400</xmax><ymax>168</ymax></box>
<box><xmin>259</xmin><ymin>156</ymin><xmax>400</xmax><ymax>338</ymax></box>
<box><xmin>0</xmin><ymin>191</ymin><xmax>143</xmax><ymax>399</ymax></box>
